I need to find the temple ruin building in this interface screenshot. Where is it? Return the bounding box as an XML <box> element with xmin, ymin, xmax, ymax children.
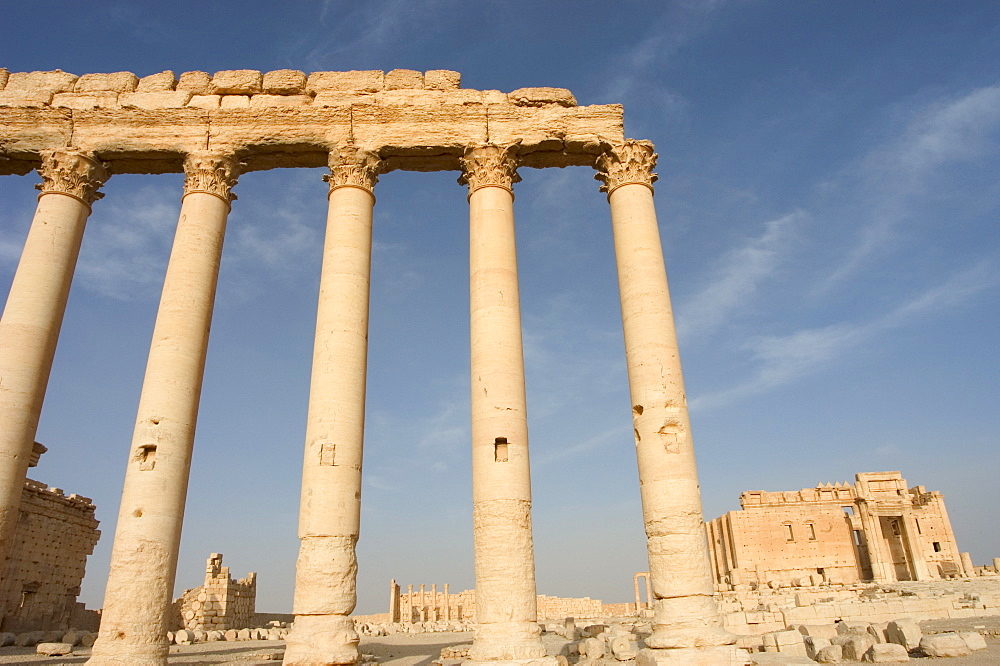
<box><xmin>172</xmin><ymin>554</ymin><xmax>256</xmax><ymax>632</ymax></box>
<box><xmin>0</xmin><ymin>442</ymin><xmax>100</xmax><ymax>633</ymax></box>
<box><xmin>0</xmin><ymin>67</ymin><xmax>738</xmax><ymax>665</ymax></box>
<box><xmin>706</xmin><ymin>471</ymin><xmax>968</xmax><ymax>591</ymax></box>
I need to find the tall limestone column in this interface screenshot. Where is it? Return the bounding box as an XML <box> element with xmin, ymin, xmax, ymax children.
<box><xmin>89</xmin><ymin>152</ymin><xmax>241</xmax><ymax>665</ymax></box>
<box><xmin>0</xmin><ymin>149</ymin><xmax>108</xmax><ymax>568</ymax></box>
<box><xmin>284</xmin><ymin>145</ymin><xmax>383</xmax><ymax>666</ymax></box>
<box><xmin>461</xmin><ymin>144</ymin><xmax>554</xmax><ymax>665</ymax></box>
<box><xmin>596</xmin><ymin>141</ymin><xmax>737</xmax><ymax>665</ymax></box>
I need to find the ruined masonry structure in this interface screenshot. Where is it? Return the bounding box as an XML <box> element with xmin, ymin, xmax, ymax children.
<box><xmin>0</xmin><ymin>442</ymin><xmax>100</xmax><ymax>633</ymax></box>
<box><xmin>0</xmin><ymin>67</ymin><xmax>739</xmax><ymax>665</ymax></box>
<box><xmin>707</xmin><ymin>472</ymin><xmax>967</xmax><ymax>590</ymax></box>
<box><xmin>175</xmin><ymin>554</ymin><xmax>256</xmax><ymax>631</ymax></box>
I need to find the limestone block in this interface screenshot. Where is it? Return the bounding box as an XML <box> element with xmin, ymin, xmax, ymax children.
<box><xmin>137</xmin><ymin>71</ymin><xmax>177</xmax><ymax>92</ymax></box>
<box><xmin>919</xmin><ymin>633</ymin><xmax>970</xmax><ymax>657</ymax></box>
<box><xmin>266</xmin><ymin>628</ymin><xmax>282</xmax><ymax>640</ymax></box>
<box><xmin>385</xmin><ymin>69</ymin><xmax>423</xmax><ymax>89</ymax></box>
<box><xmin>862</xmin><ymin>643</ymin><xmax>909</xmax><ymax>662</ymax></box>
<box><xmin>582</xmin><ymin>637</ymin><xmax>604</xmax><ymax>658</ymax></box>
<box><xmin>804</xmin><ymin>636</ymin><xmax>831</xmax><ymax>660</ymax></box>
<box><xmin>307</xmin><ymin>70</ymin><xmax>384</xmax><ymax>93</ymax></box>
<box><xmin>834</xmin><ymin>633</ymin><xmax>875</xmax><ymax>660</ymax></box>
<box><xmin>609</xmin><ymin>635</ymin><xmax>637</xmax><ymax>661</ymax></box>
<box><xmin>798</xmin><ymin>624</ymin><xmax>838</xmax><ymax>639</ymax></box>
<box><xmin>424</xmin><ymin>70</ymin><xmax>461</xmax><ymax>90</ymax></box>
<box><xmin>210</xmin><ymin>69</ymin><xmax>263</xmax><ymax>94</ymax></box>
<box><xmin>0</xmin><ymin>68</ymin><xmax>9</xmax><ymax>89</ymax></box>
<box><xmin>958</xmin><ymin>631</ymin><xmax>987</xmax><ymax>650</ymax></box>
<box><xmin>75</xmin><ymin>72</ymin><xmax>138</xmax><ymax>92</ymax></box>
<box><xmin>188</xmin><ymin>94</ymin><xmax>220</xmax><ymax>109</ymax></box>
<box><xmin>36</xmin><ymin>642</ymin><xmax>74</xmax><ymax>656</ymax></box>
<box><xmin>220</xmin><ymin>95</ymin><xmax>251</xmax><ymax>109</ymax></box>
<box><xmin>885</xmin><ymin>618</ymin><xmax>921</xmax><ymax>650</ymax></box>
<box><xmin>508</xmin><ymin>87</ymin><xmax>577</xmax><ymax>107</ymax></box>
<box><xmin>224</xmin><ymin>629</ymin><xmax>238</xmax><ymax>641</ymax></box>
<box><xmin>6</xmin><ymin>70</ymin><xmax>78</xmax><ymax>94</ymax></box>
<box><xmin>837</xmin><ymin>620</ymin><xmax>871</xmax><ymax>635</ymax></box>
<box><xmin>178</xmin><ymin>71</ymin><xmax>212</xmax><ymax>94</ymax></box>
<box><xmin>175</xmin><ymin>629</ymin><xmax>195</xmax><ymax>644</ymax></box>
<box><xmin>485</xmin><ymin>104</ymin><xmax>625</xmax><ymax>164</ymax></box>
<box><xmin>815</xmin><ymin>644</ymin><xmax>842</xmax><ymax>662</ymax></box>
<box><xmin>52</xmin><ymin>92</ymin><xmax>119</xmax><ymax>110</ymax></box>
<box><xmin>0</xmin><ymin>90</ymin><xmax>52</xmax><ymax>107</ymax></box>
<box><xmin>237</xmin><ymin>628</ymin><xmax>251</xmax><ymax>640</ymax></box>
<box><xmin>312</xmin><ymin>91</ymin><xmax>370</xmax><ymax>107</ymax></box>
<box><xmin>263</xmin><ymin>69</ymin><xmax>307</xmax><ymax>94</ymax></box>
<box><xmin>249</xmin><ymin>94</ymin><xmax>312</xmax><ymax>108</ymax></box>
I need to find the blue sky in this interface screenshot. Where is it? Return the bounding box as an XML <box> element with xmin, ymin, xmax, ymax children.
<box><xmin>1</xmin><ymin>2</ymin><xmax>998</xmax><ymax>615</ymax></box>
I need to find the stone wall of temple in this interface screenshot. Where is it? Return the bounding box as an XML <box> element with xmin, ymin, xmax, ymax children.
<box><xmin>0</xmin><ymin>444</ymin><xmax>100</xmax><ymax>633</ymax></box>
<box><xmin>706</xmin><ymin>471</ymin><xmax>966</xmax><ymax>591</ymax></box>
<box><xmin>175</xmin><ymin>554</ymin><xmax>256</xmax><ymax>631</ymax></box>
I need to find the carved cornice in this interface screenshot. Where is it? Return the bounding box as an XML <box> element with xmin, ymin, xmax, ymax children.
<box><xmin>324</xmin><ymin>144</ymin><xmax>383</xmax><ymax>195</ymax></box>
<box><xmin>594</xmin><ymin>140</ymin><xmax>658</xmax><ymax>197</ymax></box>
<box><xmin>182</xmin><ymin>151</ymin><xmax>242</xmax><ymax>205</ymax></box>
<box><xmin>34</xmin><ymin>149</ymin><xmax>110</xmax><ymax>207</ymax></box>
<box><xmin>458</xmin><ymin>143</ymin><xmax>522</xmax><ymax>195</ymax></box>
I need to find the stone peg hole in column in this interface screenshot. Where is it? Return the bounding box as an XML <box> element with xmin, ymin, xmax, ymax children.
<box><xmin>134</xmin><ymin>444</ymin><xmax>156</xmax><ymax>471</ymax></box>
<box><xmin>494</xmin><ymin>437</ymin><xmax>509</xmax><ymax>462</ymax></box>
<box><xmin>320</xmin><ymin>442</ymin><xmax>336</xmax><ymax>466</ymax></box>
<box><xmin>633</xmin><ymin>404</ymin><xmax>643</xmax><ymax>415</ymax></box>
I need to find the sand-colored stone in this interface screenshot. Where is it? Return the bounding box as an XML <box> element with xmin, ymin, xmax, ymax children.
<box><xmin>5</xmin><ymin>70</ymin><xmax>78</xmax><ymax>94</ymax></box>
<box><xmin>74</xmin><ymin>72</ymin><xmax>138</xmax><ymax>93</ymax></box>
<box><xmin>51</xmin><ymin>92</ymin><xmax>119</xmax><ymax>110</ymax></box>
<box><xmin>263</xmin><ymin>69</ymin><xmax>307</xmax><ymax>94</ymax></box>
<box><xmin>425</xmin><ymin>69</ymin><xmax>461</xmax><ymax>90</ymax></box>
<box><xmin>385</xmin><ymin>69</ymin><xmax>424</xmax><ymax>89</ymax></box>
<box><xmin>307</xmin><ymin>70</ymin><xmax>385</xmax><ymax>93</ymax></box>
<box><xmin>119</xmin><ymin>91</ymin><xmax>193</xmax><ymax>109</ymax></box>
<box><xmin>136</xmin><ymin>71</ymin><xmax>177</xmax><ymax>92</ymax></box>
<box><xmin>210</xmin><ymin>69</ymin><xmax>263</xmax><ymax>95</ymax></box>
<box><xmin>177</xmin><ymin>71</ymin><xmax>211</xmax><ymax>94</ymax></box>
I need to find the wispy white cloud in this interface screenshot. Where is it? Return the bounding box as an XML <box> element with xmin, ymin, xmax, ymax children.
<box><xmin>691</xmin><ymin>260</ymin><xmax>997</xmax><ymax>410</ymax></box>
<box><xmin>677</xmin><ymin>210</ymin><xmax>804</xmax><ymax>340</ymax></box>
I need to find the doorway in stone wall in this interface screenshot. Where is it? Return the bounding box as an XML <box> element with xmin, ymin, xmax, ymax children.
<box><xmin>880</xmin><ymin>516</ymin><xmax>913</xmax><ymax>581</ymax></box>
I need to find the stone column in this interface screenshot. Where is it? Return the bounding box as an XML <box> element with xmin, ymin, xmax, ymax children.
<box><xmin>88</xmin><ymin>152</ymin><xmax>240</xmax><ymax>665</ymax></box>
<box><xmin>461</xmin><ymin>144</ymin><xmax>553</xmax><ymax>665</ymax></box>
<box><xmin>444</xmin><ymin>583</ymin><xmax>451</xmax><ymax>622</ymax></box>
<box><xmin>596</xmin><ymin>141</ymin><xmax>736</xmax><ymax>664</ymax></box>
<box><xmin>284</xmin><ymin>145</ymin><xmax>382</xmax><ymax>666</ymax></box>
<box><xmin>0</xmin><ymin>149</ymin><xmax>107</xmax><ymax>567</ymax></box>
<box><xmin>406</xmin><ymin>584</ymin><xmax>414</xmax><ymax>624</ymax></box>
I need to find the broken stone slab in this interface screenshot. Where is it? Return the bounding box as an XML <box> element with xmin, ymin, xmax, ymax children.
<box><xmin>804</xmin><ymin>635</ymin><xmax>831</xmax><ymax>660</ymax></box>
<box><xmin>36</xmin><ymin>642</ymin><xmax>74</xmax><ymax>656</ymax></box>
<box><xmin>815</xmin><ymin>644</ymin><xmax>842</xmax><ymax>663</ymax></box>
<box><xmin>919</xmin><ymin>633</ymin><xmax>971</xmax><ymax>657</ymax></box>
<box><xmin>862</xmin><ymin>643</ymin><xmax>909</xmax><ymax>662</ymax></box>
<box><xmin>885</xmin><ymin>618</ymin><xmax>921</xmax><ymax>650</ymax></box>
<box><xmin>797</xmin><ymin>624</ymin><xmax>838</xmax><ymax>640</ymax></box>
<box><xmin>836</xmin><ymin>620</ymin><xmax>871</xmax><ymax>635</ymax></box>
<box><xmin>507</xmin><ymin>87</ymin><xmax>577</xmax><ymax>107</ymax></box>
<box><xmin>834</xmin><ymin>632</ymin><xmax>875</xmax><ymax>660</ymax></box>
<box><xmin>958</xmin><ymin>631</ymin><xmax>987</xmax><ymax>651</ymax></box>
<box><xmin>137</xmin><ymin>71</ymin><xmax>177</xmax><ymax>92</ymax></box>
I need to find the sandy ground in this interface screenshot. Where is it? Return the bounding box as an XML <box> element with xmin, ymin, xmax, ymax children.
<box><xmin>0</xmin><ymin>620</ymin><xmax>997</xmax><ymax>664</ymax></box>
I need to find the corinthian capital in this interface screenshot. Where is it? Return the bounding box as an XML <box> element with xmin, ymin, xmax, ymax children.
<box><xmin>183</xmin><ymin>152</ymin><xmax>242</xmax><ymax>204</ymax></box>
<box><xmin>594</xmin><ymin>140</ymin><xmax>658</xmax><ymax>196</ymax></box>
<box><xmin>324</xmin><ymin>144</ymin><xmax>383</xmax><ymax>195</ymax></box>
<box><xmin>458</xmin><ymin>143</ymin><xmax>522</xmax><ymax>194</ymax></box>
<box><xmin>35</xmin><ymin>149</ymin><xmax>110</xmax><ymax>207</ymax></box>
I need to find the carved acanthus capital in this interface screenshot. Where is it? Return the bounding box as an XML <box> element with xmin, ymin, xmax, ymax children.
<box><xmin>324</xmin><ymin>144</ymin><xmax>383</xmax><ymax>195</ymax></box>
<box><xmin>183</xmin><ymin>152</ymin><xmax>242</xmax><ymax>204</ymax></box>
<box><xmin>458</xmin><ymin>143</ymin><xmax>522</xmax><ymax>194</ymax></box>
<box><xmin>35</xmin><ymin>149</ymin><xmax>110</xmax><ymax>207</ymax></box>
<box><xmin>594</xmin><ymin>140</ymin><xmax>658</xmax><ymax>197</ymax></box>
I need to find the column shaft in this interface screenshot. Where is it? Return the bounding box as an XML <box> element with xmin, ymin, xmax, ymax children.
<box><xmin>285</xmin><ymin>146</ymin><xmax>381</xmax><ymax>666</ymax></box>
<box><xmin>89</xmin><ymin>153</ymin><xmax>238</xmax><ymax>665</ymax></box>
<box><xmin>462</xmin><ymin>144</ymin><xmax>549</xmax><ymax>664</ymax></box>
<box><xmin>0</xmin><ymin>150</ymin><xmax>106</xmax><ymax>569</ymax></box>
<box><xmin>597</xmin><ymin>142</ymin><xmax>734</xmax><ymax>659</ymax></box>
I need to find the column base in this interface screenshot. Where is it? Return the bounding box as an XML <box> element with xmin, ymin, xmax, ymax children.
<box><xmin>86</xmin><ymin>637</ymin><xmax>168</xmax><ymax>666</ymax></box>
<box><xmin>636</xmin><ymin>646</ymin><xmax>747</xmax><ymax>666</ymax></box>
<box><xmin>283</xmin><ymin>614</ymin><xmax>360</xmax><ymax>665</ymax></box>
<box><xmin>645</xmin><ymin>625</ymin><xmax>738</xmax><ymax>650</ymax></box>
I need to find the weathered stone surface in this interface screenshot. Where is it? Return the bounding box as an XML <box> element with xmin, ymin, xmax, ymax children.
<box><xmin>80</xmin><ymin>633</ymin><xmax>97</xmax><ymax>647</ymax></box>
<box><xmin>75</xmin><ymin>72</ymin><xmax>138</xmax><ymax>92</ymax></box>
<box><xmin>837</xmin><ymin>621</ymin><xmax>871</xmax><ymax>635</ymax></box>
<box><xmin>0</xmin><ymin>632</ymin><xmax>14</xmax><ymax>647</ymax></box>
<box><xmin>885</xmin><ymin>618</ymin><xmax>921</xmax><ymax>651</ymax></box>
<box><xmin>836</xmin><ymin>633</ymin><xmax>875</xmax><ymax>661</ymax></box>
<box><xmin>263</xmin><ymin>69</ymin><xmax>307</xmax><ymax>94</ymax></box>
<box><xmin>188</xmin><ymin>94</ymin><xmax>221</xmax><ymax>109</ymax></box>
<box><xmin>958</xmin><ymin>631</ymin><xmax>987</xmax><ymax>651</ymax></box>
<box><xmin>220</xmin><ymin>95</ymin><xmax>251</xmax><ymax>109</ymax></box>
<box><xmin>919</xmin><ymin>633</ymin><xmax>971</xmax><ymax>657</ymax></box>
<box><xmin>6</xmin><ymin>70</ymin><xmax>78</xmax><ymax>94</ymax></box>
<box><xmin>210</xmin><ymin>69</ymin><xmax>263</xmax><ymax>94</ymax></box>
<box><xmin>425</xmin><ymin>69</ymin><xmax>461</xmax><ymax>90</ymax></box>
<box><xmin>137</xmin><ymin>71</ymin><xmax>177</xmax><ymax>92</ymax></box>
<box><xmin>508</xmin><ymin>87</ymin><xmax>577</xmax><ymax>107</ymax></box>
<box><xmin>52</xmin><ymin>92</ymin><xmax>119</xmax><ymax>110</ymax></box>
<box><xmin>174</xmin><ymin>629</ymin><xmax>195</xmax><ymax>644</ymax></box>
<box><xmin>177</xmin><ymin>71</ymin><xmax>211</xmax><ymax>93</ymax></box>
<box><xmin>120</xmin><ymin>91</ymin><xmax>193</xmax><ymax>109</ymax></box>
<box><xmin>862</xmin><ymin>643</ymin><xmax>909</xmax><ymax>662</ymax></box>
<box><xmin>249</xmin><ymin>94</ymin><xmax>312</xmax><ymax>108</ymax></box>
<box><xmin>0</xmin><ymin>90</ymin><xmax>53</xmax><ymax>107</ymax></box>
<box><xmin>307</xmin><ymin>70</ymin><xmax>384</xmax><ymax>93</ymax></box>
<box><xmin>0</xmin><ymin>68</ymin><xmax>8</xmax><ymax>89</ymax></box>
<box><xmin>804</xmin><ymin>635</ymin><xmax>831</xmax><ymax>660</ymax></box>
<box><xmin>36</xmin><ymin>642</ymin><xmax>74</xmax><ymax>656</ymax></box>
<box><xmin>815</xmin><ymin>644</ymin><xmax>843</xmax><ymax>663</ymax></box>
<box><xmin>385</xmin><ymin>69</ymin><xmax>423</xmax><ymax>90</ymax></box>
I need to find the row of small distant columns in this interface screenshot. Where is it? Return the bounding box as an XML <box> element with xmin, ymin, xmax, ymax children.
<box><xmin>0</xmin><ymin>140</ymin><xmax>735</xmax><ymax>665</ymax></box>
<box><xmin>388</xmin><ymin>580</ymin><xmax>464</xmax><ymax>623</ymax></box>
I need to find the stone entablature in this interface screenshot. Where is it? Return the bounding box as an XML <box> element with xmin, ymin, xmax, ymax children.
<box><xmin>707</xmin><ymin>472</ymin><xmax>966</xmax><ymax>592</ymax></box>
<box><xmin>0</xmin><ymin>68</ymin><xmax>622</xmax><ymax>176</ymax></box>
<box><xmin>0</xmin><ymin>448</ymin><xmax>100</xmax><ymax>633</ymax></box>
